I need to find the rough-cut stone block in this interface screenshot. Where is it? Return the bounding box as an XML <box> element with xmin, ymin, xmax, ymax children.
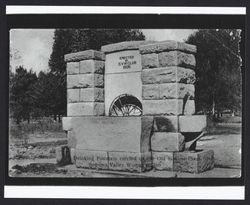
<box><xmin>152</xmin><ymin>152</ymin><xmax>174</xmax><ymax>171</ymax></box>
<box><xmin>67</xmin><ymin>74</ymin><xmax>104</xmax><ymax>88</ymax></box>
<box><xmin>70</xmin><ymin>148</ymin><xmax>76</xmax><ymax>164</ymax></box>
<box><xmin>143</xmin><ymin>83</ymin><xmax>194</xmax><ymax>100</ymax></box>
<box><xmin>67</xmin><ymin>102</ymin><xmax>105</xmax><ymax>116</ymax></box>
<box><xmin>158</xmin><ymin>51</ymin><xmax>196</xmax><ymax>69</ymax></box>
<box><xmin>55</xmin><ymin>147</ymin><xmax>63</xmax><ymax>163</ymax></box>
<box><xmin>75</xmin><ymin>149</ymin><xmax>109</xmax><ymax>170</ymax></box>
<box><xmin>160</xmin><ymin>83</ymin><xmax>195</xmax><ymax>99</ymax></box>
<box><xmin>108</xmin><ymin>152</ymin><xmax>152</xmax><ymax>172</ymax></box>
<box><xmin>67</xmin><ymin>62</ymin><xmax>80</xmax><ymax>74</ymax></box>
<box><xmin>151</xmin><ymin>132</ymin><xmax>185</xmax><ymax>152</ymax></box>
<box><xmin>143</xmin><ymin>99</ymin><xmax>183</xmax><ymax>115</ymax></box>
<box><xmin>141</xmin><ymin>116</ymin><xmax>154</xmax><ymax>152</ymax></box>
<box><xmin>67</xmin><ymin>130</ymin><xmax>77</xmax><ymax>148</ymax></box>
<box><xmin>177</xmin><ymin>42</ymin><xmax>197</xmax><ymax>54</ymax></box>
<box><xmin>139</xmin><ymin>40</ymin><xmax>197</xmax><ymax>54</ymax></box>
<box><xmin>141</xmin><ymin>53</ymin><xmax>159</xmax><ymax>69</ymax></box>
<box><xmin>173</xmin><ymin>150</ymin><xmax>214</xmax><ymax>173</ymax></box>
<box><xmin>67</xmin><ymin>75</ymin><xmax>79</xmax><ymax>89</ymax></box>
<box><xmin>62</xmin><ymin>117</ymin><xmax>73</xmax><ymax>131</ymax></box>
<box><xmin>141</xmin><ymin>67</ymin><xmax>196</xmax><ymax>85</ymax></box>
<box><xmin>65</xmin><ymin>117</ymin><xmax>153</xmax><ymax>153</ymax></box>
<box><xmin>65</xmin><ymin>50</ymin><xmax>105</xmax><ymax>62</ymax></box>
<box><xmin>153</xmin><ymin>116</ymin><xmax>178</xmax><ymax>132</ymax></box>
<box><xmin>143</xmin><ymin>99</ymin><xmax>195</xmax><ymax>116</ymax></box>
<box><xmin>56</xmin><ymin>146</ymin><xmax>71</xmax><ymax>165</ymax></box>
<box><xmin>179</xmin><ymin>115</ymin><xmax>207</xmax><ymax>132</ymax></box>
<box><xmin>142</xmin><ymin>84</ymin><xmax>160</xmax><ymax>100</ymax></box>
<box><xmin>78</xmin><ymin>74</ymin><xmax>104</xmax><ymax>88</ymax></box>
<box><xmin>101</xmin><ymin>40</ymin><xmax>155</xmax><ymax>53</ymax></box>
<box><xmin>67</xmin><ymin>89</ymin><xmax>80</xmax><ymax>103</ymax></box>
<box><xmin>80</xmin><ymin>88</ymin><xmax>104</xmax><ymax>102</ymax></box>
<box><xmin>80</xmin><ymin>60</ymin><xmax>104</xmax><ymax>74</ymax></box>
<box><xmin>183</xmin><ymin>100</ymin><xmax>195</xmax><ymax>115</ymax></box>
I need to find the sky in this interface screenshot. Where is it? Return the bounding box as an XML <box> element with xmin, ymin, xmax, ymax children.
<box><xmin>10</xmin><ymin>29</ymin><xmax>196</xmax><ymax>73</ymax></box>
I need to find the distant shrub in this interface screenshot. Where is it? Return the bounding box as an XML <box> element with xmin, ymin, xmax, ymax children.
<box><xmin>9</xmin><ymin>117</ymin><xmax>63</xmax><ymax>139</ymax></box>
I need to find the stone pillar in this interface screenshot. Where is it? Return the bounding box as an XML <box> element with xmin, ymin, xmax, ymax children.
<box><xmin>64</xmin><ymin>50</ymin><xmax>105</xmax><ymax>116</ymax></box>
<box><xmin>62</xmin><ymin>50</ymin><xmax>105</xmax><ymax>163</ymax></box>
<box><xmin>139</xmin><ymin>41</ymin><xmax>196</xmax><ymax>116</ymax></box>
<box><xmin>139</xmin><ymin>41</ymin><xmax>214</xmax><ymax>173</ymax></box>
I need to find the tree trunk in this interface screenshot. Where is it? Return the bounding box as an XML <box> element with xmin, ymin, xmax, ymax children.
<box><xmin>16</xmin><ymin>118</ymin><xmax>20</xmax><ymax>125</ymax></box>
<box><xmin>232</xmin><ymin>111</ymin><xmax>235</xmax><ymax>117</ymax></box>
<box><xmin>53</xmin><ymin>114</ymin><xmax>57</xmax><ymax>121</ymax></box>
<box><xmin>212</xmin><ymin>98</ymin><xmax>215</xmax><ymax>117</ymax></box>
<box><xmin>58</xmin><ymin>115</ymin><xmax>61</xmax><ymax>123</ymax></box>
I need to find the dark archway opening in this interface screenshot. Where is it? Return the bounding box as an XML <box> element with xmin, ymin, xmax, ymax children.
<box><xmin>109</xmin><ymin>94</ymin><xmax>142</xmax><ymax>116</ymax></box>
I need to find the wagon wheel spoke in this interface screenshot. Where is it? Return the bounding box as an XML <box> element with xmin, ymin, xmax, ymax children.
<box><xmin>109</xmin><ymin>94</ymin><xmax>142</xmax><ymax>117</ymax></box>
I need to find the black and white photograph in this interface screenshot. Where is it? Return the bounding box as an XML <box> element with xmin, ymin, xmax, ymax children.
<box><xmin>8</xmin><ymin>27</ymin><xmax>243</xmax><ymax>179</ymax></box>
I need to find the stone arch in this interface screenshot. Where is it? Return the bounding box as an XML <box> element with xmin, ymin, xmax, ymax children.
<box><xmin>109</xmin><ymin>94</ymin><xmax>142</xmax><ymax>116</ymax></box>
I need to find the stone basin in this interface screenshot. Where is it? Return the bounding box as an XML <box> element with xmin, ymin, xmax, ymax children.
<box><xmin>63</xmin><ymin>115</ymin><xmax>206</xmax><ymax>151</ymax></box>
<box><xmin>62</xmin><ymin>116</ymin><xmax>154</xmax><ymax>152</ymax></box>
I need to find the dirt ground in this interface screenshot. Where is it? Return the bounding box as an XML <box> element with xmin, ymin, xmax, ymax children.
<box><xmin>9</xmin><ymin>122</ymin><xmax>242</xmax><ymax>178</ymax></box>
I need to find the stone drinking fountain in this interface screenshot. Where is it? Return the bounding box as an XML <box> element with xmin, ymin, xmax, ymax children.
<box><xmin>57</xmin><ymin>40</ymin><xmax>214</xmax><ymax>174</ymax></box>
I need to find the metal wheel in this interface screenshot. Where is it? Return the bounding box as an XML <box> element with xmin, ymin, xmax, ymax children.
<box><xmin>109</xmin><ymin>94</ymin><xmax>142</xmax><ymax>116</ymax></box>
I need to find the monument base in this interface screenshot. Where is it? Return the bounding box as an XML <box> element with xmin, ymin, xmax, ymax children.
<box><xmin>56</xmin><ymin>147</ymin><xmax>214</xmax><ymax>174</ymax></box>
<box><xmin>152</xmin><ymin>151</ymin><xmax>174</xmax><ymax>171</ymax></box>
<box><xmin>173</xmin><ymin>149</ymin><xmax>214</xmax><ymax>173</ymax></box>
<box><xmin>74</xmin><ymin>149</ymin><xmax>152</xmax><ymax>173</ymax></box>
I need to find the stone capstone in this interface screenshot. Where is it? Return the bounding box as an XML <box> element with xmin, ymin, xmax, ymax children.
<box><xmin>139</xmin><ymin>40</ymin><xmax>197</xmax><ymax>54</ymax></box>
<box><xmin>151</xmin><ymin>132</ymin><xmax>185</xmax><ymax>152</ymax></box>
<box><xmin>65</xmin><ymin>50</ymin><xmax>105</xmax><ymax>62</ymax></box>
<box><xmin>141</xmin><ymin>67</ymin><xmax>196</xmax><ymax>85</ymax></box>
<box><xmin>80</xmin><ymin>60</ymin><xmax>105</xmax><ymax>74</ymax></box>
<box><xmin>101</xmin><ymin>40</ymin><xmax>155</xmax><ymax>54</ymax></box>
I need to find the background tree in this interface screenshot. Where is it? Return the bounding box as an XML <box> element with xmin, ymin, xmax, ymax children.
<box><xmin>31</xmin><ymin>71</ymin><xmax>58</xmax><ymax>119</ymax></box>
<box><xmin>186</xmin><ymin>29</ymin><xmax>242</xmax><ymax>117</ymax></box>
<box><xmin>9</xmin><ymin>66</ymin><xmax>37</xmax><ymax>124</ymax></box>
<box><xmin>48</xmin><ymin>29</ymin><xmax>145</xmax><ymax>119</ymax></box>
